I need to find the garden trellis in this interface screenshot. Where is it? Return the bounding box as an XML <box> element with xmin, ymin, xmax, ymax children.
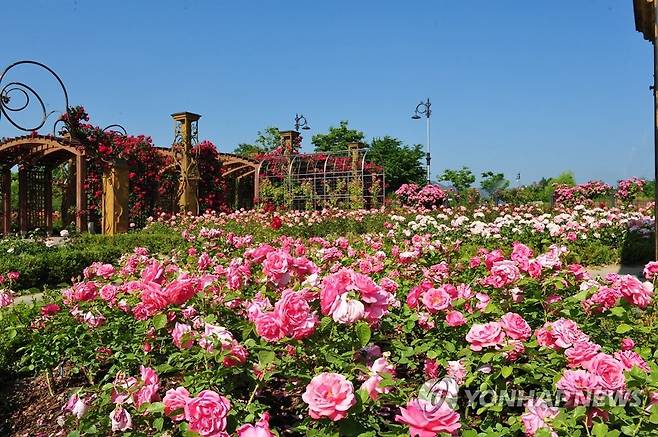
<box><xmin>257</xmin><ymin>144</ymin><xmax>385</xmax><ymax>210</ymax></box>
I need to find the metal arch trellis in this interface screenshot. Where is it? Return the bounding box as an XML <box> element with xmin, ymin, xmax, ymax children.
<box><xmin>257</xmin><ymin>148</ymin><xmax>385</xmax><ymax>210</ymax></box>
<box><xmin>0</xmin><ymin>60</ymin><xmax>70</xmax><ymax>133</ymax></box>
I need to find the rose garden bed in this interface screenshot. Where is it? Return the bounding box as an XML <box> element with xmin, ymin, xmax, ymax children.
<box><xmin>0</xmin><ymin>204</ymin><xmax>657</xmax><ymax>436</ymax></box>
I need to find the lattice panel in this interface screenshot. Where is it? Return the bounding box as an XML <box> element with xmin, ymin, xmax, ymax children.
<box><xmin>26</xmin><ymin>165</ymin><xmax>47</xmax><ymax>230</ymax></box>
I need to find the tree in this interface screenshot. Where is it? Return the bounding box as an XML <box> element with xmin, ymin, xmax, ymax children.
<box><xmin>233</xmin><ymin>143</ymin><xmax>265</xmax><ymax>158</ymax></box>
<box><xmin>438</xmin><ymin>167</ymin><xmax>475</xmax><ymax>194</ymax></box>
<box><xmin>368</xmin><ymin>136</ymin><xmax>425</xmax><ymax>191</ymax></box>
<box><xmin>480</xmin><ymin>171</ymin><xmax>510</xmax><ymax>200</ymax></box>
<box><xmin>312</xmin><ymin>121</ymin><xmax>365</xmax><ymax>153</ymax></box>
<box><xmin>233</xmin><ymin>126</ymin><xmax>282</xmax><ymax>157</ymax></box>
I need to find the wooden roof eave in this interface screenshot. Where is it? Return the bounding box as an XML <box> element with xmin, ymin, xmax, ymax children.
<box><xmin>634</xmin><ymin>0</ymin><xmax>656</xmax><ymax>43</ymax></box>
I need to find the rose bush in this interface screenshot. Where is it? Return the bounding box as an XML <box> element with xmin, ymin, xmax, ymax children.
<box><xmin>2</xmin><ymin>204</ymin><xmax>658</xmax><ymax>436</ymax></box>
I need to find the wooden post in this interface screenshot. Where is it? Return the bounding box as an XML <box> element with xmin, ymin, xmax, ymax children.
<box><xmin>102</xmin><ymin>159</ymin><xmax>129</xmax><ymax>235</ymax></box>
<box><xmin>44</xmin><ymin>167</ymin><xmax>53</xmax><ymax>235</ymax></box>
<box><xmin>75</xmin><ymin>154</ymin><xmax>87</xmax><ymax>232</ymax></box>
<box><xmin>171</xmin><ymin>112</ymin><xmax>201</xmax><ymax>215</ymax></box>
<box><xmin>279</xmin><ymin>130</ymin><xmax>300</xmax><ymax>154</ymax></box>
<box><xmin>18</xmin><ymin>166</ymin><xmax>27</xmax><ymax>234</ymax></box>
<box><xmin>2</xmin><ymin>168</ymin><xmax>10</xmax><ymax>235</ymax></box>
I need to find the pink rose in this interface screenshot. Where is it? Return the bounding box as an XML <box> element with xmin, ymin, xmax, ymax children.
<box><xmin>550</xmin><ymin>318</ymin><xmax>589</xmax><ymax>349</ymax></box>
<box><xmin>172</xmin><ymin>323</ymin><xmax>194</xmax><ymax>349</ymax></box>
<box><xmin>614</xmin><ymin>350</ymin><xmax>650</xmax><ymax>372</ymax></box>
<box><xmin>395</xmin><ymin>398</ymin><xmax>461</xmax><ymax>436</ymax></box>
<box><xmin>521</xmin><ymin>398</ymin><xmax>558</xmax><ymax>437</ymax></box>
<box><xmin>447</xmin><ymin>360</ymin><xmax>467</xmax><ymax>385</ymax></box>
<box><xmin>110</xmin><ymin>406</ymin><xmax>132</xmax><ymax>432</ymax></box>
<box><xmin>565</xmin><ymin>341</ymin><xmax>601</xmax><ymax>369</ymax></box>
<box><xmin>237</xmin><ymin>412</ymin><xmax>274</xmax><ymax>437</ymax></box>
<box><xmin>302</xmin><ymin>372</ymin><xmax>356</xmax><ymax>421</ymax></box>
<box><xmin>589</xmin><ymin>353</ymin><xmax>626</xmax><ymax>391</ymax></box>
<box><xmin>421</xmin><ymin>287</ymin><xmax>452</xmax><ymax>313</ymax></box>
<box><xmin>465</xmin><ymin>322</ymin><xmax>506</xmax><ymax>351</ymax></box>
<box><xmin>445</xmin><ymin>310</ymin><xmax>467</xmax><ymax>327</ymax></box>
<box><xmin>164</xmin><ymin>386</ymin><xmax>191</xmax><ymax>421</ymax></box>
<box><xmin>164</xmin><ymin>278</ymin><xmax>199</xmax><ymax>306</ymax></box>
<box><xmin>185</xmin><ymin>390</ymin><xmax>231</xmax><ymax>436</ymax></box>
<box><xmin>360</xmin><ymin>357</ymin><xmax>395</xmax><ymax>400</ymax></box>
<box><xmin>556</xmin><ymin>369</ymin><xmax>601</xmax><ymax>406</ymax></box>
<box><xmin>485</xmin><ymin>260</ymin><xmax>520</xmax><ymax>288</ymax></box>
<box><xmin>331</xmin><ymin>294</ymin><xmax>365</xmax><ymax>324</ymax></box>
<box><xmin>262</xmin><ymin>250</ymin><xmax>291</xmax><ymax>287</ymax></box>
<box><xmin>500</xmin><ymin>312</ymin><xmax>531</xmax><ymax>341</ymax></box>
<box><xmin>621</xmin><ymin>338</ymin><xmax>635</xmax><ymax>351</ymax></box>
<box><xmin>96</xmin><ymin>263</ymin><xmax>116</xmax><ymax>279</ymax></box>
<box><xmin>254</xmin><ymin>312</ymin><xmax>285</xmax><ymax>342</ymax></box>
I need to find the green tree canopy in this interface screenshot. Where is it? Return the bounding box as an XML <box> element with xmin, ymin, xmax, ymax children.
<box><xmin>438</xmin><ymin>167</ymin><xmax>475</xmax><ymax>193</ymax></box>
<box><xmin>368</xmin><ymin>136</ymin><xmax>425</xmax><ymax>192</ymax></box>
<box><xmin>312</xmin><ymin>121</ymin><xmax>365</xmax><ymax>153</ymax></box>
<box><xmin>480</xmin><ymin>171</ymin><xmax>510</xmax><ymax>199</ymax></box>
<box><xmin>233</xmin><ymin>126</ymin><xmax>282</xmax><ymax>157</ymax></box>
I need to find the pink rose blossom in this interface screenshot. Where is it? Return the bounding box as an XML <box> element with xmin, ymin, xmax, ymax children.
<box><xmin>164</xmin><ymin>386</ymin><xmax>191</xmax><ymax>421</ymax></box>
<box><xmin>395</xmin><ymin>398</ymin><xmax>461</xmax><ymax>436</ymax></box>
<box><xmin>302</xmin><ymin>372</ymin><xmax>356</xmax><ymax>421</ymax></box>
<box><xmin>185</xmin><ymin>390</ymin><xmax>231</xmax><ymax>436</ymax></box>
<box><xmin>465</xmin><ymin>322</ymin><xmax>506</xmax><ymax>351</ymax></box>
<box><xmin>500</xmin><ymin>312</ymin><xmax>532</xmax><ymax>341</ymax></box>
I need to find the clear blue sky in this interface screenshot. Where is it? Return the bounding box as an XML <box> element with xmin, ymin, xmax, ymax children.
<box><xmin>0</xmin><ymin>0</ymin><xmax>654</xmax><ymax>185</ymax></box>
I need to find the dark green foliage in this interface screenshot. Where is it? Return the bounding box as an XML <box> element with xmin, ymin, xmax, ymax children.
<box><xmin>368</xmin><ymin>136</ymin><xmax>425</xmax><ymax>192</ymax></box>
<box><xmin>0</xmin><ymin>225</ymin><xmax>184</xmax><ymax>292</ymax></box>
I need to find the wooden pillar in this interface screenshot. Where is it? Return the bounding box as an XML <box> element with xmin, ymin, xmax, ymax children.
<box><xmin>279</xmin><ymin>130</ymin><xmax>300</xmax><ymax>154</ymax></box>
<box><xmin>171</xmin><ymin>112</ymin><xmax>201</xmax><ymax>215</ymax></box>
<box><xmin>2</xmin><ymin>168</ymin><xmax>10</xmax><ymax>235</ymax></box>
<box><xmin>101</xmin><ymin>159</ymin><xmax>129</xmax><ymax>235</ymax></box>
<box><xmin>44</xmin><ymin>167</ymin><xmax>53</xmax><ymax>235</ymax></box>
<box><xmin>254</xmin><ymin>165</ymin><xmax>260</xmax><ymax>206</ymax></box>
<box><xmin>75</xmin><ymin>154</ymin><xmax>87</xmax><ymax>232</ymax></box>
<box><xmin>18</xmin><ymin>166</ymin><xmax>27</xmax><ymax>234</ymax></box>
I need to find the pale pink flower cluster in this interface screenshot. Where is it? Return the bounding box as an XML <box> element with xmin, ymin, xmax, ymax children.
<box><xmin>171</xmin><ymin>321</ymin><xmax>248</xmax><ymax>366</ymax></box>
<box><xmin>320</xmin><ymin>268</ymin><xmax>395</xmax><ymax>324</ymax></box>
<box><xmin>466</xmin><ymin>312</ymin><xmax>531</xmax><ymax>356</ymax></box>
<box><xmin>249</xmin><ymin>289</ymin><xmax>318</xmax><ymax>342</ymax></box>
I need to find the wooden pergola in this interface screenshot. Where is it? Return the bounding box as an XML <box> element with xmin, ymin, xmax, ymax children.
<box><xmin>633</xmin><ymin>0</ymin><xmax>658</xmax><ymax>259</ymax></box>
<box><xmin>0</xmin><ymin>135</ymin><xmax>86</xmax><ymax>235</ymax></box>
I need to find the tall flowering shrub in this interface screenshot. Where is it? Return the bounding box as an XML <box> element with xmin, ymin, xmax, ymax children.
<box><xmin>616</xmin><ymin>177</ymin><xmax>646</xmax><ymax>204</ymax></box>
<box><xmin>194</xmin><ymin>140</ymin><xmax>229</xmax><ymax>213</ymax></box>
<box><xmin>395</xmin><ymin>183</ymin><xmax>447</xmax><ymax>209</ymax></box>
<box><xmin>553</xmin><ymin>180</ymin><xmax>612</xmax><ymax>206</ymax></box>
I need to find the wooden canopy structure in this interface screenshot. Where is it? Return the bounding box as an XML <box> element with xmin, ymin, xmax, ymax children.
<box><xmin>632</xmin><ymin>0</ymin><xmax>658</xmax><ymax>259</ymax></box>
<box><xmin>0</xmin><ymin>135</ymin><xmax>86</xmax><ymax>235</ymax></box>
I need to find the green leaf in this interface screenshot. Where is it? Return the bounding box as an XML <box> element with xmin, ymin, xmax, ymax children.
<box><xmin>153</xmin><ymin>417</ymin><xmax>164</xmax><ymax>431</ymax></box>
<box><xmin>355</xmin><ymin>322</ymin><xmax>371</xmax><ymax>347</ymax></box>
<box><xmin>591</xmin><ymin>423</ymin><xmax>608</xmax><ymax>437</ymax></box>
<box><xmin>616</xmin><ymin>324</ymin><xmax>633</xmax><ymax>334</ymax></box>
<box><xmin>146</xmin><ymin>401</ymin><xmax>165</xmax><ymax>413</ymax></box>
<box><xmin>153</xmin><ymin>313</ymin><xmax>167</xmax><ymax>330</ymax></box>
<box><xmin>501</xmin><ymin>366</ymin><xmax>513</xmax><ymax>378</ymax></box>
<box><xmin>258</xmin><ymin>350</ymin><xmax>276</xmax><ymax>366</ymax></box>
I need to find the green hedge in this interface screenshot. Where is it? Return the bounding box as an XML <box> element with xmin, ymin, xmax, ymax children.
<box><xmin>0</xmin><ymin>225</ymin><xmax>184</xmax><ymax>292</ymax></box>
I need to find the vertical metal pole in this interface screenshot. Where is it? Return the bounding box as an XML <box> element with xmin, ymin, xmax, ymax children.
<box><xmin>654</xmin><ymin>1</ymin><xmax>658</xmax><ymax>260</ymax></box>
<box><xmin>426</xmin><ymin>113</ymin><xmax>431</xmax><ymax>184</ymax></box>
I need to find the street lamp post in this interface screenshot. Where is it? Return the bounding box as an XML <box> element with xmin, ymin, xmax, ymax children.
<box><xmin>294</xmin><ymin>113</ymin><xmax>311</xmax><ymax>131</ymax></box>
<box><xmin>412</xmin><ymin>98</ymin><xmax>432</xmax><ymax>184</ymax></box>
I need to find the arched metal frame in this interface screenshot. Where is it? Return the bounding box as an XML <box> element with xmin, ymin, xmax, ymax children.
<box><xmin>256</xmin><ymin>148</ymin><xmax>385</xmax><ymax>210</ymax></box>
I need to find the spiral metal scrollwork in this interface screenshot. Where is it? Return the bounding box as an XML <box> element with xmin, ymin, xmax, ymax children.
<box><xmin>0</xmin><ymin>60</ymin><xmax>70</xmax><ymax>132</ymax></box>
